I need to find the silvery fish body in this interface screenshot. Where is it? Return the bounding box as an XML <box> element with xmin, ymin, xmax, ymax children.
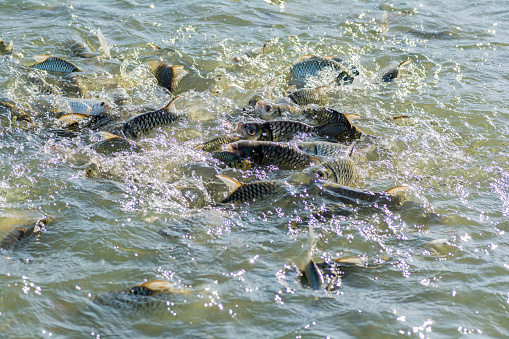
<box><xmin>310</xmin><ymin>156</ymin><xmax>358</xmax><ymax>186</ymax></box>
<box><xmin>255</xmin><ymin>100</ymin><xmax>301</xmax><ymax>120</ymax></box>
<box><xmin>318</xmin><ymin>182</ymin><xmax>408</xmax><ymax>207</ymax></box>
<box><xmin>57</xmin><ymin>98</ymin><xmax>111</xmax><ymax>115</ymax></box>
<box><xmin>121</xmin><ymin>108</ymin><xmax>179</xmax><ymax>139</ymax></box>
<box><xmin>31</xmin><ymin>55</ymin><xmax>81</xmax><ymax>72</ymax></box>
<box><xmin>227</xmin><ymin>140</ymin><xmax>320</xmax><ymax>170</ymax></box>
<box><xmin>69</xmin><ymin>40</ymin><xmax>97</xmax><ymax>58</ymax></box>
<box><xmin>217</xmin><ymin>175</ymin><xmax>281</xmax><ymax>204</ymax></box>
<box><xmin>287</xmin><ymin>86</ymin><xmax>330</xmax><ymax>106</ymax></box>
<box><xmin>291</xmin><ymin>55</ymin><xmax>359</xmax><ymax>84</ymax></box>
<box><xmin>379</xmin><ymin>60</ymin><xmax>412</xmax><ymax>82</ymax></box>
<box><xmin>296</xmin><ymin>141</ymin><xmax>346</xmax><ymax>157</ymax></box>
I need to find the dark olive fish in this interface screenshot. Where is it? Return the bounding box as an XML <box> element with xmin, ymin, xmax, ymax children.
<box><xmin>148</xmin><ymin>61</ymin><xmax>187</xmax><ymax>93</ymax></box>
<box><xmin>217</xmin><ymin>175</ymin><xmax>281</xmax><ymax>204</ymax></box>
<box><xmin>211</xmin><ymin>151</ymin><xmax>252</xmax><ymax>171</ymax></box>
<box><xmin>194</xmin><ymin>135</ymin><xmax>246</xmax><ymax>152</ymax></box>
<box><xmin>317</xmin><ymin>182</ymin><xmax>409</xmax><ymax>207</ymax></box>
<box><xmin>31</xmin><ymin>55</ymin><xmax>81</xmax><ymax>72</ymax></box>
<box><xmin>291</xmin><ymin>55</ymin><xmax>359</xmax><ymax>85</ymax></box>
<box><xmin>93</xmin><ymin>280</ymin><xmax>189</xmax><ymax>314</ymax></box>
<box><xmin>115</xmin><ymin>96</ymin><xmax>182</xmax><ymax>139</ymax></box>
<box><xmin>90</xmin><ymin>131</ymin><xmax>146</xmax><ymax>154</ymax></box>
<box><xmin>22</xmin><ymin>72</ymin><xmax>60</xmax><ymax>95</ymax></box>
<box><xmin>0</xmin><ymin>38</ymin><xmax>13</xmax><ymax>54</ymax></box>
<box><xmin>0</xmin><ymin>99</ymin><xmax>32</xmax><ymax>122</ymax></box>
<box><xmin>236</xmin><ymin>120</ymin><xmax>351</xmax><ymax>142</ymax></box>
<box><xmin>0</xmin><ymin>217</ymin><xmax>50</xmax><ymax>251</ymax></box>
<box><xmin>310</xmin><ymin>154</ymin><xmax>358</xmax><ymax>186</ymax></box>
<box><xmin>380</xmin><ymin>59</ymin><xmax>411</xmax><ymax>82</ymax></box>
<box><xmin>227</xmin><ymin>140</ymin><xmax>321</xmax><ymax>170</ymax></box>
<box><xmin>287</xmin><ymin>86</ymin><xmax>330</xmax><ymax>106</ymax></box>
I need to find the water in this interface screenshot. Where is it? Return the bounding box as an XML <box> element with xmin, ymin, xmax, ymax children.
<box><xmin>1</xmin><ymin>0</ymin><xmax>508</xmax><ymax>337</ymax></box>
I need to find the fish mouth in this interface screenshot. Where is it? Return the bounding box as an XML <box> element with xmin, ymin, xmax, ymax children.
<box><xmin>234</xmin><ymin>122</ymin><xmax>244</xmax><ymax>134</ymax></box>
<box><xmin>254</xmin><ymin>101</ymin><xmax>264</xmax><ymax>114</ymax></box>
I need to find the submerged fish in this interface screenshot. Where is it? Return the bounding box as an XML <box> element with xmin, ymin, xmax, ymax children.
<box><xmin>296</xmin><ymin>141</ymin><xmax>346</xmax><ymax>157</ymax></box>
<box><xmin>31</xmin><ymin>55</ymin><xmax>81</xmax><ymax>72</ymax></box>
<box><xmin>114</xmin><ymin>96</ymin><xmax>182</xmax><ymax>139</ymax></box>
<box><xmin>148</xmin><ymin>61</ymin><xmax>187</xmax><ymax>93</ymax></box>
<box><xmin>93</xmin><ymin>280</ymin><xmax>190</xmax><ymax>314</ymax></box>
<box><xmin>216</xmin><ymin>175</ymin><xmax>281</xmax><ymax>204</ymax></box>
<box><xmin>235</xmin><ymin>120</ymin><xmax>351</xmax><ymax>142</ymax></box>
<box><xmin>233</xmin><ymin>38</ymin><xmax>275</xmax><ymax>63</ymax></box>
<box><xmin>90</xmin><ymin>131</ymin><xmax>146</xmax><ymax>154</ymax></box>
<box><xmin>317</xmin><ymin>182</ymin><xmax>409</xmax><ymax>207</ymax></box>
<box><xmin>69</xmin><ymin>40</ymin><xmax>96</xmax><ymax>58</ymax></box>
<box><xmin>379</xmin><ymin>59</ymin><xmax>411</xmax><ymax>82</ymax></box>
<box><xmin>0</xmin><ymin>38</ymin><xmax>13</xmax><ymax>54</ymax></box>
<box><xmin>211</xmin><ymin>151</ymin><xmax>252</xmax><ymax>171</ymax></box>
<box><xmin>227</xmin><ymin>140</ymin><xmax>321</xmax><ymax>170</ymax></box>
<box><xmin>0</xmin><ymin>217</ymin><xmax>50</xmax><ymax>251</ymax></box>
<box><xmin>291</xmin><ymin>55</ymin><xmax>359</xmax><ymax>85</ymax></box>
<box><xmin>194</xmin><ymin>135</ymin><xmax>246</xmax><ymax>152</ymax></box>
<box><xmin>301</xmin><ymin>224</ymin><xmax>324</xmax><ymax>290</ymax></box>
<box><xmin>22</xmin><ymin>72</ymin><xmax>60</xmax><ymax>95</ymax></box>
<box><xmin>0</xmin><ymin>100</ymin><xmax>32</xmax><ymax>122</ymax></box>
<box><xmin>287</xmin><ymin>86</ymin><xmax>330</xmax><ymax>106</ymax></box>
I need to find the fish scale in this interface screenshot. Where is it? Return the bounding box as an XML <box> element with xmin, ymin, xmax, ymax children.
<box><xmin>221</xmin><ymin>181</ymin><xmax>279</xmax><ymax>204</ymax></box>
<box><xmin>32</xmin><ymin>56</ymin><xmax>80</xmax><ymax>72</ymax></box>
<box><xmin>271</xmin><ymin>120</ymin><xmax>315</xmax><ymax>141</ymax></box>
<box><xmin>122</xmin><ymin>108</ymin><xmax>179</xmax><ymax>139</ymax></box>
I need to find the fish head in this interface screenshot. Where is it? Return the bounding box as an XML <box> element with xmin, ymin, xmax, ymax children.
<box><xmin>227</xmin><ymin>141</ymin><xmax>252</xmax><ymax>159</ymax></box>
<box><xmin>235</xmin><ymin>159</ymin><xmax>252</xmax><ymax>171</ymax></box>
<box><xmin>236</xmin><ymin>122</ymin><xmax>263</xmax><ymax>140</ymax></box>
<box><xmin>248</xmin><ymin>94</ymin><xmax>264</xmax><ymax>107</ymax></box>
<box><xmin>89</xmin><ymin>102</ymin><xmax>111</xmax><ymax>115</ymax></box>
<box><xmin>311</xmin><ymin>165</ymin><xmax>333</xmax><ymax>182</ymax></box>
<box><xmin>255</xmin><ymin>101</ymin><xmax>278</xmax><ymax>120</ymax></box>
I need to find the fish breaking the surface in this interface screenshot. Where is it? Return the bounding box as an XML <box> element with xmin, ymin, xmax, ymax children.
<box><xmin>31</xmin><ymin>55</ymin><xmax>81</xmax><ymax>72</ymax></box>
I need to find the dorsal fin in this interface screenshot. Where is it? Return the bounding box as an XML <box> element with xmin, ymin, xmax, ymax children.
<box><xmin>385</xmin><ymin>185</ymin><xmax>409</xmax><ymax>195</ymax></box>
<box><xmin>96</xmin><ymin>131</ymin><xmax>120</xmax><ymax>141</ymax></box>
<box><xmin>345</xmin><ymin>114</ymin><xmax>361</xmax><ymax>124</ymax></box>
<box><xmin>284</xmin><ymin>85</ymin><xmax>297</xmax><ymax>96</ymax></box>
<box><xmin>170</xmin><ymin>65</ymin><xmax>187</xmax><ymax>91</ymax></box>
<box><xmin>163</xmin><ymin>95</ymin><xmax>182</xmax><ymax>111</ymax></box>
<box><xmin>399</xmin><ymin>59</ymin><xmax>412</xmax><ymax>67</ymax></box>
<box><xmin>345</xmin><ymin>142</ymin><xmax>356</xmax><ymax>158</ymax></box>
<box><xmin>216</xmin><ymin>174</ymin><xmax>243</xmax><ymax>193</ymax></box>
<box><xmin>33</xmin><ymin>55</ymin><xmax>51</xmax><ymax>63</ymax></box>
<box><xmin>7</xmin><ymin>40</ymin><xmax>13</xmax><ymax>52</ymax></box>
<box><xmin>266</xmin><ymin>77</ymin><xmax>279</xmax><ymax>90</ymax></box>
<box><xmin>148</xmin><ymin>42</ymin><xmax>161</xmax><ymax>50</ymax></box>
<box><xmin>294</xmin><ymin>55</ymin><xmax>315</xmax><ymax>63</ymax></box>
<box><xmin>97</xmin><ymin>28</ymin><xmax>110</xmax><ymax>57</ymax></box>
<box><xmin>322</xmin><ymin>56</ymin><xmax>335</xmax><ymax>60</ymax></box>
<box><xmin>138</xmin><ymin>280</ymin><xmax>175</xmax><ymax>292</ymax></box>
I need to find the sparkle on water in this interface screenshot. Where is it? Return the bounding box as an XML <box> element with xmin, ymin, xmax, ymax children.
<box><xmin>0</xmin><ymin>0</ymin><xmax>508</xmax><ymax>338</ymax></box>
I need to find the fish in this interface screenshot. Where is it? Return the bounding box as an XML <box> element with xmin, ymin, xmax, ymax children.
<box><xmin>211</xmin><ymin>151</ymin><xmax>252</xmax><ymax>171</ymax></box>
<box><xmin>301</xmin><ymin>223</ymin><xmax>324</xmax><ymax>290</ymax></box>
<box><xmin>254</xmin><ymin>100</ymin><xmax>301</xmax><ymax>120</ymax></box>
<box><xmin>90</xmin><ymin>131</ymin><xmax>147</xmax><ymax>154</ymax></box>
<box><xmin>148</xmin><ymin>61</ymin><xmax>187</xmax><ymax>93</ymax></box>
<box><xmin>93</xmin><ymin>280</ymin><xmax>190</xmax><ymax>313</ymax></box>
<box><xmin>114</xmin><ymin>96</ymin><xmax>182</xmax><ymax>139</ymax></box>
<box><xmin>379</xmin><ymin>59</ymin><xmax>412</xmax><ymax>82</ymax></box>
<box><xmin>56</xmin><ymin>98</ymin><xmax>111</xmax><ymax>115</ymax></box>
<box><xmin>227</xmin><ymin>140</ymin><xmax>321</xmax><ymax>170</ymax></box>
<box><xmin>317</xmin><ymin>182</ymin><xmax>409</xmax><ymax>207</ymax></box>
<box><xmin>287</xmin><ymin>86</ymin><xmax>330</xmax><ymax>106</ymax></box>
<box><xmin>0</xmin><ymin>38</ymin><xmax>13</xmax><ymax>54</ymax></box>
<box><xmin>247</xmin><ymin>78</ymin><xmax>279</xmax><ymax>107</ymax></box>
<box><xmin>0</xmin><ymin>217</ymin><xmax>50</xmax><ymax>251</ymax></box>
<box><xmin>216</xmin><ymin>174</ymin><xmax>281</xmax><ymax>204</ymax></box>
<box><xmin>308</xmin><ymin>143</ymin><xmax>358</xmax><ymax>186</ymax></box>
<box><xmin>0</xmin><ymin>99</ymin><xmax>32</xmax><ymax>122</ymax></box>
<box><xmin>194</xmin><ymin>135</ymin><xmax>246</xmax><ymax>152</ymax></box>
<box><xmin>235</xmin><ymin>120</ymin><xmax>353</xmax><ymax>142</ymax></box>
<box><xmin>291</xmin><ymin>55</ymin><xmax>359</xmax><ymax>85</ymax></box>
<box><xmin>31</xmin><ymin>55</ymin><xmax>81</xmax><ymax>72</ymax></box>
<box><xmin>296</xmin><ymin>141</ymin><xmax>348</xmax><ymax>157</ymax></box>
<box><xmin>69</xmin><ymin>40</ymin><xmax>97</xmax><ymax>58</ymax></box>
<box><xmin>232</xmin><ymin>39</ymin><xmax>275</xmax><ymax>63</ymax></box>
<box><xmin>97</xmin><ymin>28</ymin><xmax>110</xmax><ymax>57</ymax></box>
<box><xmin>85</xmin><ymin>163</ymin><xmax>99</xmax><ymax>178</ymax></box>
<box><xmin>22</xmin><ymin>72</ymin><xmax>60</xmax><ymax>95</ymax></box>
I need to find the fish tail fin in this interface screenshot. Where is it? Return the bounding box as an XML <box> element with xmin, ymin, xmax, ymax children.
<box><xmin>97</xmin><ymin>28</ymin><xmax>110</xmax><ymax>58</ymax></box>
<box><xmin>170</xmin><ymin>65</ymin><xmax>188</xmax><ymax>92</ymax></box>
<box><xmin>385</xmin><ymin>185</ymin><xmax>410</xmax><ymax>205</ymax></box>
<box><xmin>316</xmin><ymin>121</ymin><xmax>347</xmax><ymax>139</ymax></box>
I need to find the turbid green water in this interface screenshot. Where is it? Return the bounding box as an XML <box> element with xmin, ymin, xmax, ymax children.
<box><xmin>1</xmin><ymin>0</ymin><xmax>508</xmax><ymax>337</ymax></box>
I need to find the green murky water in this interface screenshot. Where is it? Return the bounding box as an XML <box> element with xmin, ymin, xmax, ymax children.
<box><xmin>1</xmin><ymin>0</ymin><xmax>508</xmax><ymax>337</ymax></box>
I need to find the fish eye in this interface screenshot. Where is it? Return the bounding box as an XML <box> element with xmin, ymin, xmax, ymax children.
<box><xmin>315</xmin><ymin>170</ymin><xmax>325</xmax><ymax>178</ymax></box>
<box><xmin>232</xmin><ymin>145</ymin><xmax>238</xmax><ymax>151</ymax></box>
<box><xmin>100</xmin><ymin>102</ymin><xmax>105</xmax><ymax>107</ymax></box>
<box><xmin>265</xmin><ymin>104</ymin><xmax>272</xmax><ymax>112</ymax></box>
<box><xmin>240</xmin><ymin>150</ymin><xmax>248</xmax><ymax>158</ymax></box>
<box><xmin>246</xmin><ymin>126</ymin><xmax>257</xmax><ymax>136</ymax></box>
